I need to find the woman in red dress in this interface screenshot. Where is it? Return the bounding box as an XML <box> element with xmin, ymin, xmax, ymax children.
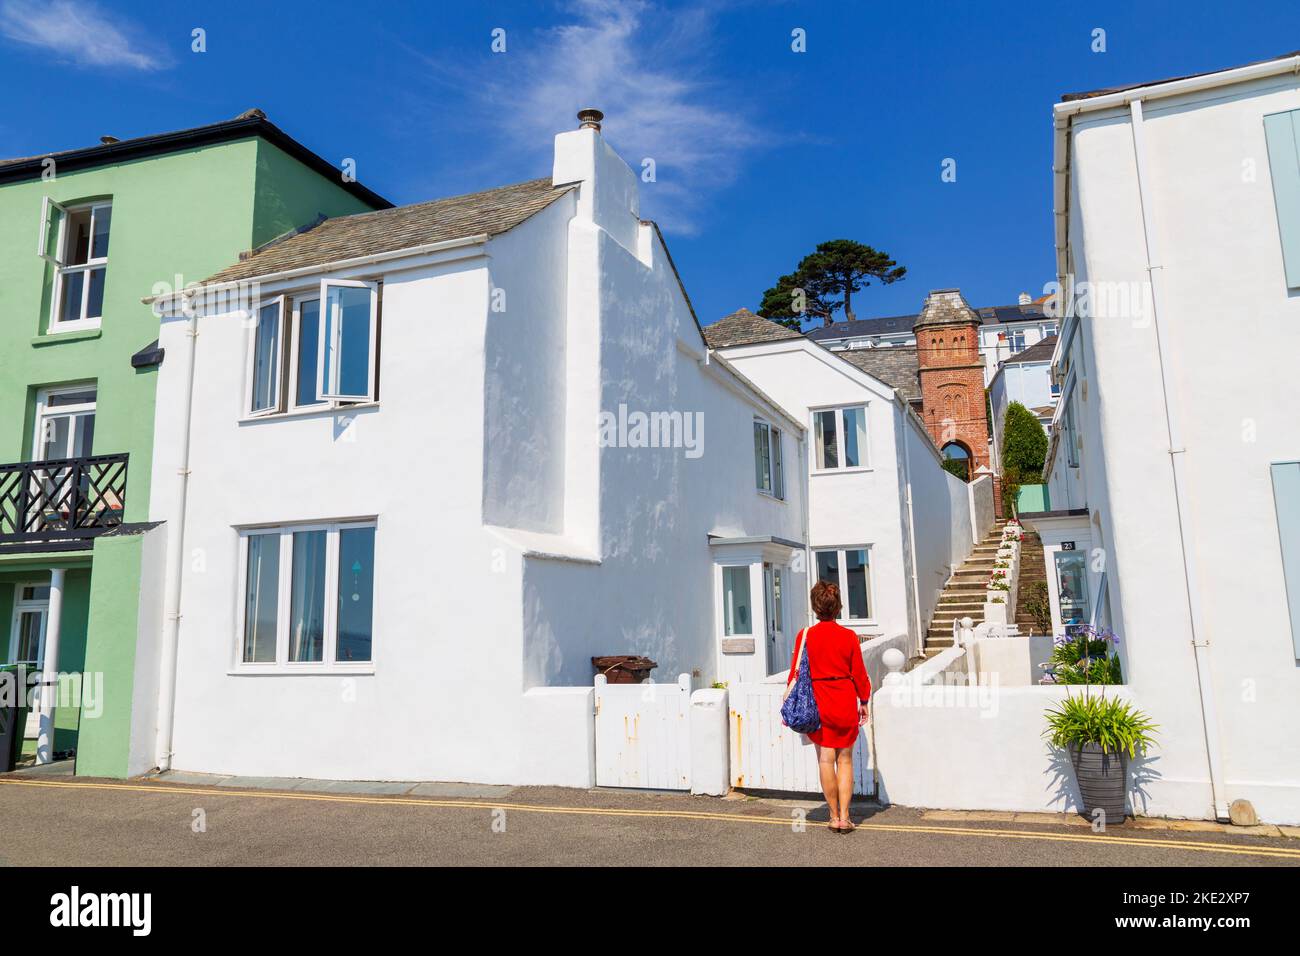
<box><xmin>787</xmin><ymin>581</ymin><xmax>871</xmax><ymax>833</ymax></box>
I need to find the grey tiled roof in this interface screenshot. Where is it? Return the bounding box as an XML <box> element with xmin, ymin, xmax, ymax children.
<box><xmin>1061</xmin><ymin>50</ymin><xmax>1300</xmax><ymax>102</ymax></box>
<box><xmin>702</xmin><ymin>308</ymin><xmax>804</xmax><ymax>349</ymax></box>
<box><xmin>201</xmin><ymin>178</ymin><xmax>574</xmax><ymax>285</ymax></box>
<box><xmin>0</xmin><ymin>109</ymin><xmax>390</xmax><ymax>209</ymax></box>
<box><xmin>835</xmin><ymin>346</ymin><xmax>921</xmax><ymax>403</ymax></box>
<box><xmin>807</xmin><ymin>300</ymin><xmax>1048</xmax><ymax>341</ymax></box>
<box><xmin>1002</xmin><ymin>334</ymin><xmax>1058</xmax><ymax>365</ymax></box>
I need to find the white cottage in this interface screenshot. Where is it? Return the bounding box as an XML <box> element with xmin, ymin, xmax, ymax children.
<box><xmin>704</xmin><ymin>309</ymin><xmax>995</xmax><ymax>661</ymax></box>
<box><xmin>1038</xmin><ymin>52</ymin><xmax>1300</xmax><ymax>823</ymax></box>
<box><xmin>145</xmin><ymin>112</ymin><xmax>808</xmax><ymax>786</ymax></box>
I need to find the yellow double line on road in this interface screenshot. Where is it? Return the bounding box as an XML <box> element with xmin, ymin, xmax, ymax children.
<box><xmin>5</xmin><ymin>777</ymin><xmax>1300</xmax><ymax>861</ymax></box>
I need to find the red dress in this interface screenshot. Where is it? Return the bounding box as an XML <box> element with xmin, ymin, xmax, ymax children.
<box><xmin>787</xmin><ymin>620</ymin><xmax>872</xmax><ymax>748</ymax></box>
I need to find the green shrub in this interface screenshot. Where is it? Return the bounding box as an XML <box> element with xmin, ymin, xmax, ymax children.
<box><xmin>1044</xmin><ymin>693</ymin><xmax>1157</xmax><ymax>757</ymax></box>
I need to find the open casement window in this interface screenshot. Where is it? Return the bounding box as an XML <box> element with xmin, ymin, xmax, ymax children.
<box><xmin>41</xmin><ymin>200</ymin><xmax>112</xmax><ymax>331</ymax></box>
<box><xmin>1264</xmin><ymin>109</ymin><xmax>1300</xmax><ymax>289</ymax></box>
<box><xmin>248</xmin><ymin>296</ymin><xmax>286</xmax><ymax>416</ymax></box>
<box><xmin>37</xmin><ymin>196</ymin><xmax>67</xmax><ymax>264</ymax></box>
<box><xmin>753</xmin><ymin>419</ymin><xmax>785</xmax><ymax>500</ymax></box>
<box><xmin>317</xmin><ymin>279</ymin><xmax>379</xmax><ymax>403</ymax></box>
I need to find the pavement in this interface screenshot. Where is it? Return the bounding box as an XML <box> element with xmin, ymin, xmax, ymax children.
<box><xmin>2</xmin><ymin>769</ymin><xmax>1299</xmax><ymax>867</ymax></box>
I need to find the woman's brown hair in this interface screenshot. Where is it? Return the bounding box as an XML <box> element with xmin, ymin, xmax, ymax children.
<box><xmin>811</xmin><ymin>580</ymin><xmax>842</xmax><ymax>621</ymax></box>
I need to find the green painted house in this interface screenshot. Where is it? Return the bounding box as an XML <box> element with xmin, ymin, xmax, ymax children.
<box><xmin>0</xmin><ymin>110</ymin><xmax>388</xmax><ymax>776</ymax></box>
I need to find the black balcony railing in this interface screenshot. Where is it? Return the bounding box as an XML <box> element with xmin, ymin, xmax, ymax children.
<box><xmin>0</xmin><ymin>453</ymin><xmax>128</xmax><ymax>547</ymax></box>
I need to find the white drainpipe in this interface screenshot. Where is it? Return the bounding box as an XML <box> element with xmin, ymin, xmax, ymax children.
<box><xmin>900</xmin><ymin>403</ymin><xmax>924</xmax><ymax>660</ymax></box>
<box><xmin>1128</xmin><ymin>98</ymin><xmax>1230</xmax><ymax>821</ymax></box>
<box><xmin>153</xmin><ymin>303</ymin><xmax>200</xmax><ymax>772</ymax></box>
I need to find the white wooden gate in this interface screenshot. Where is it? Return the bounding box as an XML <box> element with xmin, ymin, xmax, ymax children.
<box><xmin>728</xmin><ymin>680</ymin><xmax>873</xmax><ymax>795</ymax></box>
<box><xmin>593</xmin><ymin>673</ymin><xmax>692</xmax><ymax>790</ymax></box>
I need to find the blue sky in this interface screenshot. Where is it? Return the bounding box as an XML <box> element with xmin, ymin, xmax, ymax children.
<box><xmin>3</xmin><ymin>0</ymin><xmax>1299</xmax><ymax>326</ymax></box>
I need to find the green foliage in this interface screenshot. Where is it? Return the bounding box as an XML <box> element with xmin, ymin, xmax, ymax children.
<box><xmin>1002</xmin><ymin>401</ymin><xmax>1049</xmax><ymax>479</ymax></box>
<box><xmin>941</xmin><ymin>457</ymin><xmax>969</xmax><ymax>481</ymax></box>
<box><xmin>757</xmin><ymin>239</ymin><xmax>905</xmax><ymax>327</ymax></box>
<box><xmin>1051</xmin><ymin>626</ymin><xmax>1124</xmax><ymax>684</ymax></box>
<box><xmin>1054</xmin><ymin>655</ymin><xmax>1124</xmax><ymax>684</ymax></box>
<box><xmin>1043</xmin><ymin>693</ymin><xmax>1158</xmax><ymax>757</ymax></box>
<box><xmin>1023</xmin><ymin>581</ymin><xmax>1052</xmax><ymax>632</ymax></box>
<box><xmin>758</xmin><ymin>272</ymin><xmax>832</xmax><ymax>328</ymax></box>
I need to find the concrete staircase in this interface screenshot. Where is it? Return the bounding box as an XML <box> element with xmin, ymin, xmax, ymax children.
<box><xmin>924</xmin><ymin>521</ymin><xmax>1009</xmax><ymax>657</ymax></box>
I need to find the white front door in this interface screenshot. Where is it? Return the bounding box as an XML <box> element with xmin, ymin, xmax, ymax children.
<box><xmin>763</xmin><ymin>564</ymin><xmax>786</xmax><ymax>675</ymax></box>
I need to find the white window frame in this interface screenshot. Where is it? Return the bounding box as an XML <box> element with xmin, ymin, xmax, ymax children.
<box><xmin>318</xmin><ymin>279</ymin><xmax>379</xmax><ymax>403</ymax></box>
<box><xmin>44</xmin><ymin>199</ymin><xmax>112</xmax><ymax>333</ymax></box>
<box><xmin>811</xmin><ymin>403</ymin><xmax>870</xmax><ymax>473</ymax></box>
<box><xmin>246</xmin><ymin>296</ymin><xmax>286</xmax><ymax>417</ymax></box>
<box><xmin>753</xmin><ymin>417</ymin><xmax>785</xmax><ymax>500</ymax></box>
<box><xmin>233</xmin><ymin>520</ymin><xmax>377</xmax><ymax>674</ymax></box>
<box><xmin>287</xmin><ymin>295</ymin><xmax>328</xmax><ymax>411</ymax></box>
<box><xmin>1063</xmin><ymin>386</ymin><xmax>1080</xmax><ymax>468</ymax></box>
<box><xmin>813</xmin><ymin>545</ymin><xmax>875</xmax><ymax>624</ymax></box>
<box><xmin>33</xmin><ymin>383</ymin><xmax>97</xmax><ymax>461</ymax></box>
<box><xmin>8</xmin><ymin>583</ymin><xmax>50</xmax><ymax>667</ymax></box>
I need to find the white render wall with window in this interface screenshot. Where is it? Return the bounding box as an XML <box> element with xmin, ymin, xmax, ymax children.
<box><xmin>147</xmin><ymin>122</ymin><xmax>805</xmax><ymax>784</ymax></box>
<box><xmin>712</xmin><ymin>336</ymin><xmax>982</xmax><ymax>656</ymax></box>
<box><xmin>1041</xmin><ymin>59</ymin><xmax>1300</xmax><ymax>823</ymax></box>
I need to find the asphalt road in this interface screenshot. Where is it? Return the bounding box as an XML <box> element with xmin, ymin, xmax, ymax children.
<box><xmin>2</xmin><ymin>775</ymin><xmax>1298</xmax><ymax>867</ymax></box>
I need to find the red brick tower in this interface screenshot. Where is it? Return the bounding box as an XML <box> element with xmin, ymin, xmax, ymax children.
<box><xmin>913</xmin><ymin>290</ymin><xmax>995</xmax><ymax>502</ymax></box>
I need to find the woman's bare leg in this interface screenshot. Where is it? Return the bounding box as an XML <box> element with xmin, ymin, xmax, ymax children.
<box><xmin>816</xmin><ymin>745</ymin><xmax>840</xmax><ymax>827</ymax></box>
<box><xmin>835</xmin><ymin>748</ymin><xmax>855</xmax><ymax>828</ymax></box>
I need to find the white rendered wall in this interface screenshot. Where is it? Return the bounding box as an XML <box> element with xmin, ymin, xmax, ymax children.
<box><xmin>149</xmin><ymin>129</ymin><xmax>808</xmax><ymax>785</ymax></box>
<box><xmin>1057</xmin><ymin>74</ymin><xmax>1300</xmax><ymax>822</ymax></box>
<box><xmin>714</xmin><ymin>342</ymin><xmax>912</xmax><ymax>644</ymax></box>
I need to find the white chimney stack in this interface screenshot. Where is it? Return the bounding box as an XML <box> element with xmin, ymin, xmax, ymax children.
<box><xmin>1018</xmin><ymin>291</ymin><xmax>1031</xmax><ymax>305</ymax></box>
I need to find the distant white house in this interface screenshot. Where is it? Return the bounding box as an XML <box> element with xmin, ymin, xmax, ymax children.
<box><xmin>704</xmin><ymin>308</ymin><xmax>995</xmax><ymax>662</ymax></box>
<box><xmin>1038</xmin><ymin>51</ymin><xmax>1300</xmax><ymax>823</ymax></box>
<box><xmin>807</xmin><ymin>295</ymin><xmax>1059</xmax><ymax>386</ymax></box>
<box><xmin>146</xmin><ymin>113</ymin><xmax>809</xmax><ymax>786</ymax></box>
<box><xmin>988</xmin><ymin>333</ymin><xmax>1058</xmax><ymax>474</ymax></box>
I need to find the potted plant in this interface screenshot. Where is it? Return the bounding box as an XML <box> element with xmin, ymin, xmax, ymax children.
<box><xmin>1044</xmin><ymin>688</ymin><xmax>1157</xmax><ymax>823</ymax></box>
<box><xmin>1051</xmin><ymin>625</ymin><xmax>1122</xmax><ymax>684</ymax></box>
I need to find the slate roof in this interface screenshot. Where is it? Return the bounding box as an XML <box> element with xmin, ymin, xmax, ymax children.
<box><xmin>1061</xmin><ymin>50</ymin><xmax>1300</xmax><ymax>102</ymax></box>
<box><xmin>806</xmin><ymin>300</ymin><xmax>1048</xmax><ymax>341</ymax></box>
<box><xmin>0</xmin><ymin>109</ymin><xmax>391</xmax><ymax>210</ymax></box>
<box><xmin>1002</xmin><ymin>334</ymin><xmax>1058</xmax><ymax>366</ymax></box>
<box><xmin>700</xmin><ymin>308</ymin><xmax>804</xmax><ymax>349</ymax></box>
<box><xmin>835</xmin><ymin>346</ymin><xmax>922</xmax><ymax>404</ymax></box>
<box><xmin>200</xmin><ymin>178</ymin><xmax>574</xmax><ymax>285</ymax></box>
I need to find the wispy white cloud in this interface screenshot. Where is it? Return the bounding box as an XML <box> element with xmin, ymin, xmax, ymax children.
<box><xmin>0</xmin><ymin>0</ymin><xmax>168</xmax><ymax>71</ymax></box>
<box><xmin>411</xmin><ymin>0</ymin><xmax>763</xmax><ymax>234</ymax></box>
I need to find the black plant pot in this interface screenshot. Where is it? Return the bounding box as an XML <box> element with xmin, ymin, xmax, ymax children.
<box><xmin>1069</xmin><ymin>742</ymin><xmax>1128</xmax><ymax>823</ymax></box>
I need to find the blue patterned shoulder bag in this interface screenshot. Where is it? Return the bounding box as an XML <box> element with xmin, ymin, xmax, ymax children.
<box><xmin>781</xmin><ymin>627</ymin><xmax>821</xmax><ymax>734</ymax></box>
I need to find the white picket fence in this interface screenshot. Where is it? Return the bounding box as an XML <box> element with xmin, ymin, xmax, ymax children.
<box><xmin>593</xmin><ymin>673</ymin><xmax>693</xmax><ymax>790</ymax></box>
<box><xmin>727</xmin><ymin>679</ymin><xmax>874</xmax><ymax>795</ymax></box>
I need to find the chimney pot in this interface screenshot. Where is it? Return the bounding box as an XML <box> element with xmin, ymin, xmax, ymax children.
<box><xmin>577</xmin><ymin>108</ymin><xmax>604</xmax><ymax>132</ymax></box>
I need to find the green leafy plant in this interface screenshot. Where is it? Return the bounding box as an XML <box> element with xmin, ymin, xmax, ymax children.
<box><xmin>1023</xmin><ymin>581</ymin><xmax>1051</xmax><ymax>632</ymax></box>
<box><xmin>758</xmin><ymin>238</ymin><xmax>906</xmax><ymax>328</ymax></box>
<box><xmin>1049</xmin><ymin>625</ymin><xmax>1125</xmax><ymax>684</ymax></box>
<box><xmin>1043</xmin><ymin>692</ymin><xmax>1157</xmax><ymax>757</ymax></box>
